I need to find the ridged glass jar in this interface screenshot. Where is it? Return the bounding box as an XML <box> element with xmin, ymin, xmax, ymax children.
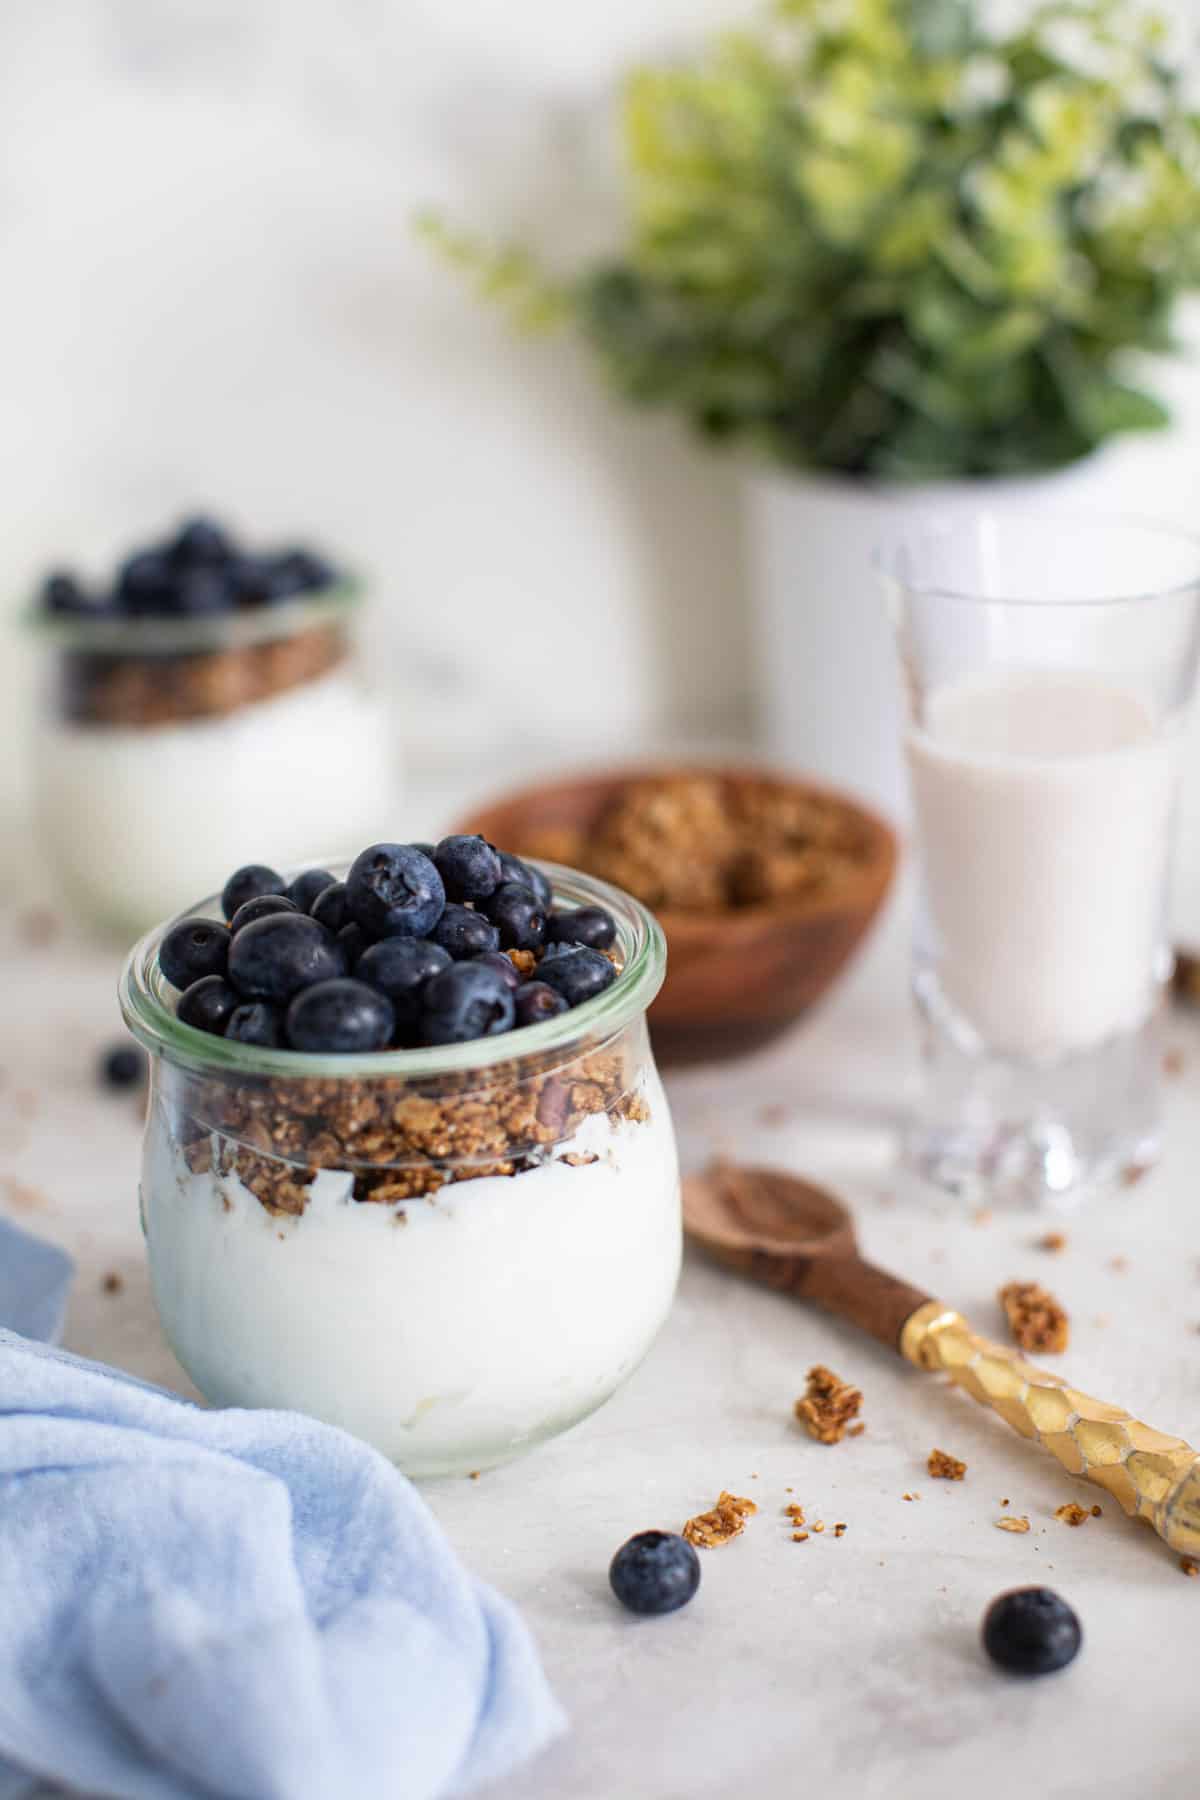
<box><xmin>31</xmin><ymin>587</ymin><xmax>397</xmax><ymax>935</ymax></box>
<box><xmin>120</xmin><ymin>864</ymin><xmax>681</xmax><ymax>1477</ymax></box>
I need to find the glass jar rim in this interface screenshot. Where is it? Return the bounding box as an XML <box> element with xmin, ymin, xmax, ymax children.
<box><xmin>873</xmin><ymin>511</ymin><xmax>1200</xmax><ymax>611</ymax></box>
<box><xmin>119</xmin><ymin>859</ymin><xmax>667</xmax><ymax>1079</ymax></box>
<box><xmin>24</xmin><ymin>576</ymin><xmax>365</xmax><ymax>655</ymax></box>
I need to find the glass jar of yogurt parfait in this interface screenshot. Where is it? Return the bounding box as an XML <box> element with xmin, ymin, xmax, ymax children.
<box><xmin>120</xmin><ymin>864</ymin><xmax>681</xmax><ymax>1477</ymax></box>
<box><xmin>29</xmin><ymin>522</ymin><xmax>397</xmax><ymax>936</ymax></box>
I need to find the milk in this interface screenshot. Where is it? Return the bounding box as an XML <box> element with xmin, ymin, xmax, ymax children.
<box><xmin>907</xmin><ymin>671</ymin><xmax>1179</xmax><ymax>1058</ymax></box>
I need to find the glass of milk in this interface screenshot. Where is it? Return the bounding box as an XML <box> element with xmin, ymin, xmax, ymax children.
<box><xmin>880</xmin><ymin>514</ymin><xmax>1200</xmax><ymax>1208</ymax></box>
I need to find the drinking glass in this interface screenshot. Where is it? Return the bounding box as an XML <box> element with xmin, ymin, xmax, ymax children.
<box><xmin>879</xmin><ymin>515</ymin><xmax>1200</xmax><ymax>1207</ymax></box>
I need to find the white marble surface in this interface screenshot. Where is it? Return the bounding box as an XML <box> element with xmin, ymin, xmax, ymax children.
<box><xmin>5</xmin><ymin>858</ymin><xmax>1200</xmax><ymax>1800</ymax></box>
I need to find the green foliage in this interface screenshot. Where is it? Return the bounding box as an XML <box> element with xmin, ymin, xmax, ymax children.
<box><xmin>431</xmin><ymin>0</ymin><xmax>1200</xmax><ymax>479</ymax></box>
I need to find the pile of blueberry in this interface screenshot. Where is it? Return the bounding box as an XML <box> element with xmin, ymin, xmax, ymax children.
<box><xmin>40</xmin><ymin>515</ymin><xmax>337</xmax><ymax>620</ymax></box>
<box><xmin>159</xmin><ymin>838</ymin><xmax>619</xmax><ymax>1053</ymax></box>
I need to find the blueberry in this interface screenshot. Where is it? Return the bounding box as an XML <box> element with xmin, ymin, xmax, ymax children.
<box><xmin>221</xmin><ymin>864</ymin><xmax>287</xmax><ymax>921</ymax></box>
<box><xmin>514</xmin><ymin>981</ymin><xmax>568</xmax><ymax>1028</ymax></box>
<box><xmin>434</xmin><ymin>835</ymin><xmax>503</xmax><ymax>903</ymax></box>
<box><xmin>473</xmin><ymin>950</ymin><xmax>522</xmax><ymax>992</ymax></box>
<box><xmin>310</xmin><ymin>881</ymin><xmax>351</xmax><ymax>934</ymax></box>
<box><xmin>419</xmin><ymin>962</ymin><xmax>515</xmax><ymax>1045</ymax></box>
<box><xmin>275</xmin><ymin>548</ymin><xmax>336</xmax><ymax>593</ymax></box>
<box><xmin>229</xmin><ymin>894</ymin><xmax>299</xmax><ymax>933</ymax></box>
<box><xmin>481</xmin><ymin>882</ymin><xmax>545</xmax><ymax>951</ymax></box>
<box><xmin>346</xmin><ymin>843</ymin><xmax>445</xmax><ymax>940</ymax></box>
<box><xmin>225</xmin><ymin>1001</ymin><xmax>284</xmax><ymax>1048</ymax></box>
<box><xmin>42</xmin><ymin>571</ymin><xmax>96</xmax><ymax>616</ymax></box>
<box><xmin>226</xmin><ymin>556</ymin><xmax>277</xmax><ymax>605</ymax></box>
<box><xmin>286</xmin><ymin>978</ymin><xmax>395</xmax><ymax>1053</ymax></box>
<box><xmin>159</xmin><ymin>918</ymin><xmax>232</xmax><ymax>989</ymax></box>
<box><xmin>338</xmin><ymin>922</ymin><xmax>369</xmax><ymax>968</ymax></box>
<box><xmin>498</xmin><ymin>851</ymin><xmax>552</xmax><ymax>911</ymax></box>
<box><xmin>100</xmin><ymin>1043</ymin><xmax>145</xmax><ymax>1090</ymax></box>
<box><xmin>432</xmin><ymin>903</ymin><xmax>500</xmax><ymax>960</ymax></box>
<box><xmin>609</xmin><ymin>1531</ymin><xmax>700</xmax><ymax>1617</ymax></box>
<box><xmin>252</xmin><ymin>548</ymin><xmax>336</xmax><ymax>601</ymax></box>
<box><xmin>982</xmin><ymin>1588</ymin><xmax>1081</xmax><ymax>1676</ymax></box>
<box><xmin>172</xmin><ymin>565</ymin><xmax>233</xmax><ymax>616</ymax></box>
<box><xmin>170</xmin><ymin>517</ymin><xmax>233</xmax><ymax>566</ymax></box>
<box><xmin>227</xmin><ymin>913</ymin><xmax>347</xmax><ymax>1003</ymax></box>
<box><xmin>544</xmin><ymin>905</ymin><xmax>616</xmax><ymax>951</ymax></box>
<box><xmin>289</xmin><ymin>868</ymin><xmax>337</xmax><ymax>913</ymax></box>
<box><xmin>177</xmin><ymin>975</ymin><xmax>240</xmax><ymax>1036</ymax></box>
<box><xmin>537</xmin><ymin>943</ymin><xmax>617</xmax><ymax>1007</ymax></box>
<box><xmin>357</xmin><ymin>936</ymin><xmax>451</xmax><ymax>1030</ymax></box>
<box><xmin>117</xmin><ymin>550</ymin><xmax>176</xmax><ymax>614</ymax></box>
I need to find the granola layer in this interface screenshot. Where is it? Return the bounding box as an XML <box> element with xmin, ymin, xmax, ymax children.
<box><xmin>176</xmin><ymin>1042</ymin><xmax>651</xmax><ymax>1216</ymax></box>
<box><xmin>59</xmin><ymin>622</ymin><xmax>345</xmax><ymax>728</ymax></box>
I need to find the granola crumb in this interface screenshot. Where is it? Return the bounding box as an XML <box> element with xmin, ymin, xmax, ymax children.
<box><xmin>101</xmin><ymin>1271</ymin><xmax>123</xmax><ymax>1296</ymax></box>
<box><xmin>757</xmin><ymin>1103</ymin><xmax>792</xmax><ymax>1127</ymax></box>
<box><xmin>811</xmin><ymin>1521</ymin><xmax>824</xmax><ymax>1533</ymax></box>
<box><xmin>1055</xmin><ymin>1503</ymin><xmax>1091</xmax><ymax>1527</ymax></box>
<box><xmin>1181</xmin><ymin>1556</ymin><xmax>1199</xmax><ymax>1577</ymax></box>
<box><xmin>784</xmin><ymin>1503</ymin><xmax>806</xmax><ymax>1528</ymax></box>
<box><xmin>0</xmin><ymin>1176</ymin><xmax>47</xmax><ymax>1214</ymax></box>
<box><xmin>468</xmin><ymin>1471</ymin><xmax>480</xmax><ymax>1481</ymax></box>
<box><xmin>1037</xmin><ymin>1231</ymin><xmax>1067</xmax><ymax>1253</ymax></box>
<box><xmin>927</xmin><ymin>1448</ymin><xmax>967</xmax><ymax>1481</ymax></box>
<box><xmin>794</xmin><ymin>1364</ymin><xmax>862</xmax><ymax>1444</ymax></box>
<box><xmin>17</xmin><ymin>907</ymin><xmax>60</xmax><ymax>948</ymax></box>
<box><xmin>792</xmin><ymin>1531</ymin><xmax>809</xmax><ymax>1543</ymax></box>
<box><xmin>1000</xmin><ymin>1498</ymin><xmax>1010</xmax><ymax>1508</ymax></box>
<box><xmin>846</xmin><ymin>1422</ymin><xmax>866</xmax><ymax>1438</ymax></box>
<box><xmin>683</xmin><ymin>1490</ymin><xmax>758</xmax><ymax>1549</ymax></box>
<box><xmin>833</xmin><ymin>1522</ymin><xmax>847</xmax><ymax>1538</ymax></box>
<box><xmin>1091</xmin><ymin>1505</ymin><xmax>1102</xmax><ymax>1517</ymax></box>
<box><xmin>999</xmin><ymin>1280</ymin><xmax>1070</xmax><ymax>1353</ymax></box>
<box><xmin>995</xmin><ymin>1515</ymin><xmax>1031</xmax><ymax>1534</ymax></box>
<box><xmin>902</xmin><ymin>1492</ymin><xmax>918</xmax><ymax>1502</ymax></box>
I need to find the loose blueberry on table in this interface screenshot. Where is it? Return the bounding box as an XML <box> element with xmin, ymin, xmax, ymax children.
<box><xmin>609</xmin><ymin>1532</ymin><xmax>701</xmax><ymax>1617</ymax></box>
<box><xmin>160</xmin><ymin>838</ymin><xmax>620</xmax><ymax>1054</ymax></box>
<box><xmin>100</xmin><ymin>1043</ymin><xmax>146</xmax><ymax>1091</ymax></box>
<box><xmin>981</xmin><ymin>1588</ymin><xmax>1081</xmax><ymax>1675</ymax></box>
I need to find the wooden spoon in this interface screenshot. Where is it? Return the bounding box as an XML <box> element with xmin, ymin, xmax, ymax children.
<box><xmin>683</xmin><ymin>1162</ymin><xmax>1200</xmax><ymax>1559</ymax></box>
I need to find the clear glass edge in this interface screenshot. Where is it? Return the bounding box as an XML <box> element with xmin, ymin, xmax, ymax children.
<box><xmin>23</xmin><ymin>577</ymin><xmax>366</xmax><ymax>654</ymax></box>
<box><xmin>118</xmin><ymin>859</ymin><xmax>667</xmax><ymax>1080</ymax></box>
<box><xmin>872</xmin><ymin>510</ymin><xmax>1200</xmax><ymax>611</ymax></box>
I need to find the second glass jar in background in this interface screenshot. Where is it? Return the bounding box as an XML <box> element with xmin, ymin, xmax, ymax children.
<box><xmin>30</xmin><ymin>585</ymin><xmax>398</xmax><ymax>936</ymax></box>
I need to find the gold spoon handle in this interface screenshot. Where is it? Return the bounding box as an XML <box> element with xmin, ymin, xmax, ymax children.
<box><xmin>901</xmin><ymin>1301</ymin><xmax>1200</xmax><ymax>1556</ymax></box>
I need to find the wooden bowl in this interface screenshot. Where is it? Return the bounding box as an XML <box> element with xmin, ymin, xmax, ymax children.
<box><xmin>454</xmin><ymin>765</ymin><xmax>899</xmax><ymax>1066</ymax></box>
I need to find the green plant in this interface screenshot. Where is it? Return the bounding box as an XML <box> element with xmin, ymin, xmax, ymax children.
<box><xmin>424</xmin><ymin>0</ymin><xmax>1200</xmax><ymax>480</ymax></box>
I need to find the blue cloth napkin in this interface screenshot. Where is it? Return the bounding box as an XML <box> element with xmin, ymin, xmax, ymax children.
<box><xmin>0</xmin><ymin>1230</ymin><xmax>564</xmax><ymax>1800</ymax></box>
<box><xmin>0</xmin><ymin>1218</ymin><xmax>73</xmax><ymax>1344</ymax></box>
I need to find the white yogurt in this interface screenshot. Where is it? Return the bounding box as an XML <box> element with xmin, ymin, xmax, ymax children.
<box><xmin>907</xmin><ymin>670</ymin><xmax>1179</xmax><ymax>1058</ymax></box>
<box><xmin>142</xmin><ymin>1070</ymin><xmax>681</xmax><ymax>1475</ymax></box>
<box><xmin>35</xmin><ymin>669</ymin><xmax>397</xmax><ymax>933</ymax></box>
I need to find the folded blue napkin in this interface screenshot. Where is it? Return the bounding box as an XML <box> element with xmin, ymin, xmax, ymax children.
<box><xmin>0</xmin><ymin>1223</ymin><xmax>563</xmax><ymax>1800</ymax></box>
